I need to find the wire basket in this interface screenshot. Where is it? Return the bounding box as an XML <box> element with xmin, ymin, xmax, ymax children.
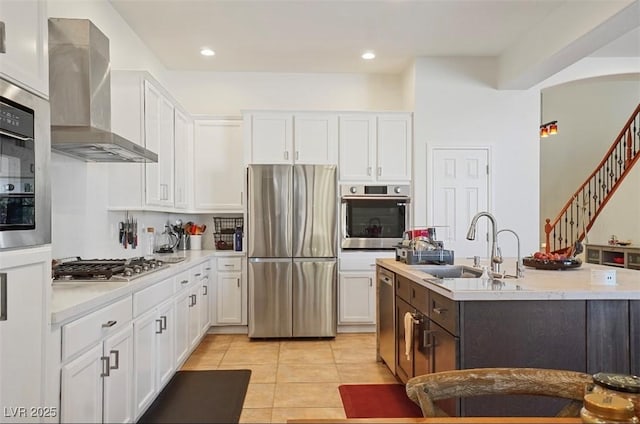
<box><xmin>213</xmin><ymin>217</ymin><xmax>243</xmax><ymax>250</ymax></box>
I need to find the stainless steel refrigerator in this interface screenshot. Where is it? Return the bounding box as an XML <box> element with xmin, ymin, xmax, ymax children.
<box><xmin>247</xmin><ymin>164</ymin><xmax>337</xmax><ymax>338</ymax></box>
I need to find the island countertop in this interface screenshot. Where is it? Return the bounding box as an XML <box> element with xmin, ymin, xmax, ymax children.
<box><xmin>376</xmin><ymin>258</ymin><xmax>640</xmax><ymax>301</ymax></box>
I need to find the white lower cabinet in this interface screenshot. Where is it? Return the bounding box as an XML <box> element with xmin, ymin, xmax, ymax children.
<box><xmin>338</xmin><ymin>251</ymin><xmax>395</xmax><ymax>330</ymax></box>
<box><xmin>61</xmin><ymin>325</ymin><xmax>134</xmax><ymax>424</ymax></box>
<box><xmin>213</xmin><ymin>256</ymin><xmax>246</xmax><ymax>325</ymax></box>
<box><xmin>133</xmin><ymin>298</ymin><xmax>175</xmax><ymax>418</ymax></box>
<box><xmin>0</xmin><ymin>247</ymin><xmax>50</xmax><ymax>424</ymax></box>
<box><xmin>174</xmin><ymin>269</ymin><xmax>201</xmax><ymax>366</ymax></box>
<box><xmin>338</xmin><ymin>273</ymin><xmax>376</xmax><ymax>325</ymax></box>
<box><xmin>56</xmin><ymin>260</ymin><xmax>212</xmax><ymax>423</ymax></box>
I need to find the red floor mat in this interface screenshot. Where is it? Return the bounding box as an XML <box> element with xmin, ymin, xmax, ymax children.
<box><xmin>338</xmin><ymin>383</ymin><xmax>423</xmax><ymax>419</ymax></box>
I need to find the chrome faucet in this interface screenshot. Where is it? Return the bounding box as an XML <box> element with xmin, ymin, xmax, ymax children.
<box><xmin>466</xmin><ymin>212</ymin><xmax>502</xmax><ymax>274</ymax></box>
<box><xmin>497</xmin><ymin>228</ymin><xmax>524</xmax><ymax>278</ymax></box>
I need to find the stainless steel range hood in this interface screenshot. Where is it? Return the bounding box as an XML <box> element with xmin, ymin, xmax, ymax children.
<box><xmin>48</xmin><ymin>18</ymin><xmax>158</xmax><ymax>163</ymax></box>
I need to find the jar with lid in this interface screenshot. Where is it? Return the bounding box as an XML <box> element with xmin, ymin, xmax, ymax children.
<box><xmin>581</xmin><ymin>393</ymin><xmax>638</xmax><ymax>423</ymax></box>
<box><xmin>591</xmin><ymin>372</ymin><xmax>640</xmax><ymax>418</ymax></box>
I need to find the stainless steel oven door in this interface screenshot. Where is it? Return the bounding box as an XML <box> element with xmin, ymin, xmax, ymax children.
<box><xmin>341</xmin><ymin>196</ymin><xmax>410</xmax><ymax>250</ymax></box>
<box><xmin>0</xmin><ymin>78</ymin><xmax>50</xmax><ymax>250</ymax></box>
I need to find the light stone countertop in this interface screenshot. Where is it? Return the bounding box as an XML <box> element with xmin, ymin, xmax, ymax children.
<box><xmin>376</xmin><ymin>258</ymin><xmax>640</xmax><ymax>301</ymax></box>
<box><xmin>50</xmin><ymin>249</ymin><xmax>245</xmax><ymax>326</ymax></box>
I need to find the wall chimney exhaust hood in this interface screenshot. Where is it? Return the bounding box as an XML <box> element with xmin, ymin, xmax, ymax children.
<box><xmin>48</xmin><ymin>18</ymin><xmax>158</xmax><ymax>163</ymax></box>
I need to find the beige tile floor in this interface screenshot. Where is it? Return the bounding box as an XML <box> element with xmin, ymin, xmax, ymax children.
<box><xmin>180</xmin><ymin>332</ymin><xmax>399</xmax><ymax>423</ymax></box>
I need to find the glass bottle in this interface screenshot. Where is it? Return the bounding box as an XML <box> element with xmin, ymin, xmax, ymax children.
<box><xmin>145</xmin><ymin>227</ymin><xmax>155</xmax><ymax>256</ymax></box>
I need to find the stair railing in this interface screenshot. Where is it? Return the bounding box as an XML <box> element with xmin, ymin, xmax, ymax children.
<box><xmin>544</xmin><ymin>103</ymin><xmax>640</xmax><ymax>254</ymax></box>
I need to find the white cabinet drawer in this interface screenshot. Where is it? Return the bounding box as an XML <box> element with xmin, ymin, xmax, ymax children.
<box><xmin>174</xmin><ymin>270</ymin><xmax>192</xmax><ymax>292</ymax></box>
<box><xmin>217</xmin><ymin>257</ymin><xmax>242</xmax><ymax>272</ymax></box>
<box><xmin>339</xmin><ymin>251</ymin><xmax>395</xmax><ymax>271</ymax></box>
<box><xmin>133</xmin><ymin>277</ymin><xmax>175</xmax><ymax>317</ymax></box>
<box><xmin>62</xmin><ymin>297</ymin><xmax>133</xmax><ymax>361</ymax></box>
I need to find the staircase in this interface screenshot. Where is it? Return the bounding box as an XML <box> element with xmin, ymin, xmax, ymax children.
<box><xmin>544</xmin><ymin>103</ymin><xmax>640</xmax><ymax>254</ymax></box>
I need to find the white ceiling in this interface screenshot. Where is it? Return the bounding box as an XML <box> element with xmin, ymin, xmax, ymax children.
<box><xmin>109</xmin><ymin>0</ymin><xmax>640</xmax><ymax>75</ymax></box>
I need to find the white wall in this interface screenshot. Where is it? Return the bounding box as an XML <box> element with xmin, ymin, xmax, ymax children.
<box><xmin>412</xmin><ymin>57</ymin><xmax>540</xmax><ymax>258</ymax></box>
<box><xmin>164</xmin><ymin>71</ymin><xmax>404</xmax><ymax>115</ymax></box>
<box><xmin>540</xmin><ymin>74</ymin><xmax>640</xmax><ymax>246</ymax></box>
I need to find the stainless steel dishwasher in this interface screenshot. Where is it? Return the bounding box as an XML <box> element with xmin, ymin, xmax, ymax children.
<box><xmin>378</xmin><ymin>267</ymin><xmax>396</xmax><ymax>374</ymax></box>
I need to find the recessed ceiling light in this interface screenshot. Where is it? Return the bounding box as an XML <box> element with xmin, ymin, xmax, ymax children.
<box><xmin>200</xmin><ymin>48</ymin><xmax>215</xmax><ymax>57</ymax></box>
<box><xmin>361</xmin><ymin>51</ymin><xmax>376</xmax><ymax>60</ymax></box>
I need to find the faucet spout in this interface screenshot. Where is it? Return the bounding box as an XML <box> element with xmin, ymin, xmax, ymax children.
<box><xmin>466</xmin><ymin>212</ymin><xmax>500</xmax><ymax>273</ymax></box>
<box><xmin>497</xmin><ymin>228</ymin><xmax>524</xmax><ymax>278</ymax></box>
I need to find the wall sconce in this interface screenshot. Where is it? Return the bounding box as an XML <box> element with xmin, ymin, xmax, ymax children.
<box><xmin>540</xmin><ymin>121</ymin><xmax>558</xmax><ymax>138</ymax></box>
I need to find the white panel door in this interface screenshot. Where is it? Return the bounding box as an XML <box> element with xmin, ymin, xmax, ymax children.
<box><xmin>174</xmin><ymin>108</ymin><xmax>191</xmax><ymax>209</ymax></box>
<box><xmin>60</xmin><ymin>344</ymin><xmax>103</xmax><ymax>424</ymax></box>
<box><xmin>377</xmin><ymin>115</ymin><xmax>411</xmax><ymax>182</ymax></box>
<box><xmin>338</xmin><ymin>273</ymin><xmax>375</xmax><ymax>325</ymax></box>
<box><xmin>338</xmin><ymin>115</ymin><xmax>376</xmax><ymax>181</ymax></box>
<box><xmin>0</xmin><ymin>0</ymin><xmax>49</xmax><ymax>96</ymax></box>
<box><xmin>156</xmin><ymin>299</ymin><xmax>175</xmax><ymax>390</ymax></box>
<box><xmin>103</xmin><ymin>325</ymin><xmax>134</xmax><ymax>424</ymax></box>
<box><xmin>249</xmin><ymin>113</ymin><xmax>293</xmax><ymax>164</ymax></box>
<box><xmin>193</xmin><ymin>119</ymin><xmax>244</xmax><ymax>210</ymax></box>
<box><xmin>432</xmin><ymin>148</ymin><xmax>489</xmax><ymax>258</ymax></box>
<box><xmin>132</xmin><ymin>308</ymin><xmax>157</xmax><ymax>417</ymax></box>
<box><xmin>174</xmin><ymin>290</ymin><xmax>191</xmax><ymax>366</ymax></box>
<box><xmin>216</xmin><ymin>272</ymin><xmax>243</xmax><ymax>325</ymax></box>
<box><xmin>294</xmin><ymin>113</ymin><xmax>338</xmax><ymax>164</ymax></box>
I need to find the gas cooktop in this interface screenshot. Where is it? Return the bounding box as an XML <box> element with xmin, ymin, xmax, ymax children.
<box><xmin>52</xmin><ymin>257</ymin><xmax>169</xmax><ymax>283</ymax></box>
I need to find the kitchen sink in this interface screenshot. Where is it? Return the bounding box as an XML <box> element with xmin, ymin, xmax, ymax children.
<box><xmin>410</xmin><ymin>264</ymin><xmax>484</xmax><ymax>278</ymax></box>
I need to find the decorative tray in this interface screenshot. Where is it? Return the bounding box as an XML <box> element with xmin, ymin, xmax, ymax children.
<box><xmin>522</xmin><ymin>257</ymin><xmax>582</xmax><ymax>270</ymax></box>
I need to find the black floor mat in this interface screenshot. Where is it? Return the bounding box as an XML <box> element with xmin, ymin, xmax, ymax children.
<box><xmin>137</xmin><ymin>369</ymin><xmax>251</xmax><ymax>423</ymax></box>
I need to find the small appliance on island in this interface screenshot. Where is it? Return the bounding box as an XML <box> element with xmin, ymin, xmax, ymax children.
<box><xmin>395</xmin><ymin>227</ymin><xmax>454</xmax><ymax>265</ymax></box>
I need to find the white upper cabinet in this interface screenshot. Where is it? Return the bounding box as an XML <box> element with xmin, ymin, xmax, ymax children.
<box><xmin>174</xmin><ymin>108</ymin><xmax>192</xmax><ymax>210</ymax></box>
<box><xmin>0</xmin><ymin>0</ymin><xmax>49</xmax><ymax>97</ymax></box>
<box><xmin>144</xmin><ymin>80</ymin><xmax>175</xmax><ymax>207</ymax></box>
<box><xmin>193</xmin><ymin>119</ymin><xmax>244</xmax><ymax>211</ymax></box>
<box><xmin>246</xmin><ymin>112</ymin><xmax>293</xmax><ymax>164</ymax></box>
<box><xmin>293</xmin><ymin>113</ymin><xmax>338</xmax><ymax>164</ymax></box>
<box><xmin>109</xmin><ymin>71</ymin><xmax>191</xmax><ymax>211</ymax></box>
<box><xmin>338</xmin><ymin>115</ymin><xmax>376</xmax><ymax>181</ymax></box>
<box><xmin>245</xmin><ymin>112</ymin><xmax>338</xmax><ymax>165</ymax></box>
<box><xmin>377</xmin><ymin>114</ymin><xmax>412</xmax><ymax>181</ymax></box>
<box><xmin>339</xmin><ymin>113</ymin><xmax>412</xmax><ymax>183</ymax></box>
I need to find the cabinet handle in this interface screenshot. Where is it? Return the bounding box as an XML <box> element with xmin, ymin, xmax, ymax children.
<box><xmin>0</xmin><ymin>273</ymin><xmax>6</xmax><ymax>321</ymax></box>
<box><xmin>100</xmin><ymin>356</ymin><xmax>111</xmax><ymax>377</ymax></box>
<box><xmin>188</xmin><ymin>295</ymin><xmax>194</xmax><ymax>307</ymax></box>
<box><xmin>109</xmin><ymin>350</ymin><xmax>120</xmax><ymax>370</ymax></box>
<box><xmin>224</xmin><ymin>264</ymin><xmax>233</xmax><ymax>267</ymax></box>
<box><xmin>237</xmin><ymin>278</ymin><xmax>240</xmax><ymax>288</ymax></box>
<box><xmin>0</xmin><ymin>22</ymin><xmax>5</xmax><ymax>54</ymax></box>
<box><xmin>423</xmin><ymin>330</ymin><xmax>436</xmax><ymax>349</ymax></box>
<box><xmin>160</xmin><ymin>315</ymin><xmax>167</xmax><ymax>330</ymax></box>
<box><xmin>433</xmin><ymin>307</ymin><xmax>447</xmax><ymax>315</ymax></box>
<box><xmin>156</xmin><ymin>319</ymin><xmax>163</xmax><ymax>334</ymax></box>
<box><xmin>367</xmin><ymin>167</ymin><xmax>372</xmax><ymax>176</ymax></box>
<box><xmin>284</xmin><ymin>151</ymin><xmax>289</xmax><ymax>160</ymax></box>
<box><xmin>203</xmin><ymin>285</ymin><xmax>208</xmax><ymax>295</ymax></box>
<box><xmin>205</xmin><ymin>267</ymin><xmax>211</xmax><ymax>271</ymax></box>
<box><xmin>193</xmin><ymin>294</ymin><xmax>197</xmax><ymax>305</ymax></box>
<box><xmin>181</xmin><ymin>279</ymin><xmax>189</xmax><ymax>284</ymax></box>
<box><xmin>240</xmin><ymin>191</ymin><xmax>243</xmax><ymax>205</ymax></box>
<box><xmin>295</xmin><ymin>151</ymin><xmax>299</xmax><ymax>160</ymax></box>
<box><xmin>377</xmin><ymin>167</ymin><xmax>382</xmax><ymax>176</ymax></box>
<box><xmin>195</xmin><ymin>273</ymin><xmax>201</xmax><ymax>277</ymax></box>
<box><xmin>102</xmin><ymin>320</ymin><xmax>117</xmax><ymax>328</ymax></box>
<box><xmin>369</xmin><ymin>277</ymin><xmax>372</xmax><ymax>287</ymax></box>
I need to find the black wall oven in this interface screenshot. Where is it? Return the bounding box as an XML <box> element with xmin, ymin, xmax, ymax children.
<box><xmin>0</xmin><ymin>78</ymin><xmax>50</xmax><ymax>250</ymax></box>
<box><xmin>340</xmin><ymin>184</ymin><xmax>410</xmax><ymax>250</ymax></box>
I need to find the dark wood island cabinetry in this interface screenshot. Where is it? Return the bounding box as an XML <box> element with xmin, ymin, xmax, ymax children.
<box><xmin>376</xmin><ymin>259</ymin><xmax>640</xmax><ymax>417</ymax></box>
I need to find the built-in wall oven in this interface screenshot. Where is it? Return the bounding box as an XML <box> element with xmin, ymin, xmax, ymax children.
<box><xmin>0</xmin><ymin>78</ymin><xmax>50</xmax><ymax>250</ymax></box>
<box><xmin>341</xmin><ymin>184</ymin><xmax>410</xmax><ymax>250</ymax></box>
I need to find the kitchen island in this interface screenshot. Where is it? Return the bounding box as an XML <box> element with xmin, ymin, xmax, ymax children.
<box><xmin>376</xmin><ymin>258</ymin><xmax>639</xmax><ymax>417</ymax></box>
